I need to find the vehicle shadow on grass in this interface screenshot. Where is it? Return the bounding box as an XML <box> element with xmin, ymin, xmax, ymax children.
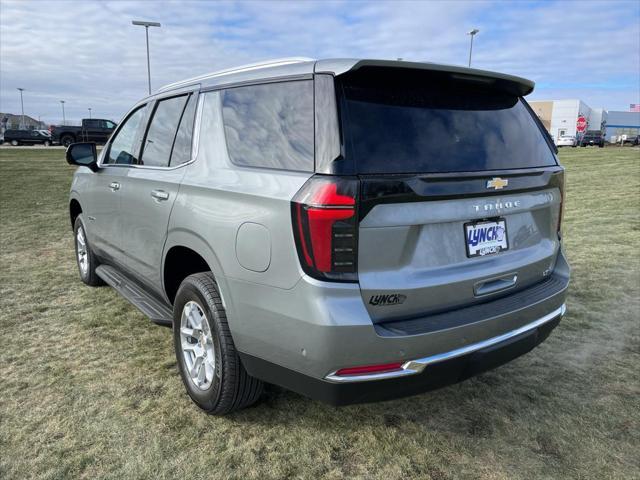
<box><xmin>226</xmin><ymin>362</ymin><xmax>560</xmax><ymax>438</ymax></box>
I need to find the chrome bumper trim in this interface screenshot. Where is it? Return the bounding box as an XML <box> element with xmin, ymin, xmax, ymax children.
<box><xmin>325</xmin><ymin>304</ymin><xmax>566</xmax><ymax>383</ymax></box>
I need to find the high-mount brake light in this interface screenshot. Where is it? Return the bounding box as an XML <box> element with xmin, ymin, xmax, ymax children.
<box><xmin>291</xmin><ymin>176</ymin><xmax>359</xmax><ymax>282</ymax></box>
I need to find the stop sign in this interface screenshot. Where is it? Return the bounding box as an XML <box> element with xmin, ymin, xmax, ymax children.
<box><xmin>576</xmin><ymin>115</ymin><xmax>588</xmax><ymax>132</ymax></box>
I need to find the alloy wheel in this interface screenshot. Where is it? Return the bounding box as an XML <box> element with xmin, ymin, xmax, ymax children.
<box><xmin>180</xmin><ymin>301</ymin><xmax>216</xmax><ymax>390</ymax></box>
<box><xmin>76</xmin><ymin>227</ymin><xmax>89</xmax><ymax>277</ymax></box>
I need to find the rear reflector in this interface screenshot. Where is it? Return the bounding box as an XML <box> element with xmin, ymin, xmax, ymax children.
<box><xmin>291</xmin><ymin>175</ymin><xmax>359</xmax><ymax>282</ymax></box>
<box><xmin>334</xmin><ymin>362</ymin><xmax>404</xmax><ymax>377</ymax></box>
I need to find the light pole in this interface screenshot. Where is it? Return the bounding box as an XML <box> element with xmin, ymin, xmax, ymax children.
<box><xmin>60</xmin><ymin>100</ymin><xmax>66</xmax><ymax>125</ymax></box>
<box><xmin>17</xmin><ymin>88</ymin><xmax>25</xmax><ymax>129</ymax></box>
<box><xmin>467</xmin><ymin>28</ymin><xmax>479</xmax><ymax>67</ymax></box>
<box><xmin>132</xmin><ymin>20</ymin><xmax>161</xmax><ymax>95</ymax></box>
<box><xmin>88</xmin><ymin>107</ymin><xmax>92</xmax><ymax>119</ymax></box>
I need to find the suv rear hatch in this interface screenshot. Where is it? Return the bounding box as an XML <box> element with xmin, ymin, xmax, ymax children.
<box><xmin>336</xmin><ymin>66</ymin><xmax>563</xmax><ymax>323</ymax></box>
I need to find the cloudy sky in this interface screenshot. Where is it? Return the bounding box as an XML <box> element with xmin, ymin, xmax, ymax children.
<box><xmin>1</xmin><ymin>0</ymin><xmax>638</xmax><ymax>124</ymax></box>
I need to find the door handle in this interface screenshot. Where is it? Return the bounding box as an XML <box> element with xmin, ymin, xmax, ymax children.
<box><xmin>109</xmin><ymin>182</ymin><xmax>120</xmax><ymax>191</ymax></box>
<box><xmin>151</xmin><ymin>190</ymin><xmax>169</xmax><ymax>201</ymax></box>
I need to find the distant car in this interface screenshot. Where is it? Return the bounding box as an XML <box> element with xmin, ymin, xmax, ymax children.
<box><xmin>580</xmin><ymin>131</ymin><xmax>605</xmax><ymax>147</ymax></box>
<box><xmin>2</xmin><ymin>129</ymin><xmax>52</xmax><ymax>146</ymax></box>
<box><xmin>50</xmin><ymin>118</ymin><xmax>117</xmax><ymax>147</ymax></box>
<box><xmin>556</xmin><ymin>135</ymin><xmax>577</xmax><ymax>147</ymax></box>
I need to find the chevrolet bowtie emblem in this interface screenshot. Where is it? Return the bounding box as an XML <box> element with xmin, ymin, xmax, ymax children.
<box><xmin>486</xmin><ymin>177</ymin><xmax>508</xmax><ymax>190</ymax></box>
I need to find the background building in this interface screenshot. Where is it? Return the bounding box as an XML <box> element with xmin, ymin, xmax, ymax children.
<box><xmin>604</xmin><ymin>111</ymin><xmax>640</xmax><ymax>141</ymax></box>
<box><xmin>529</xmin><ymin>99</ymin><xmax>607</xmax><ymax>140</ymax></box>
<box><xmin>0</xmin><ymin>113</ymin><xmax>46</xmax><ymax>133</ymax></box>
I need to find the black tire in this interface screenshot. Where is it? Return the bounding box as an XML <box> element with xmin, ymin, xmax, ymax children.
<box><xmin>173</xmin><ymin>272</ymin><xmax>263</xmax><ymax>414</ymax></box>
<box><xmin>10</xmin><ymin>140</ymin><xmax>18</xmax><ymax>146</ymax></box>
<box><xmin>61</xmin><ymin>135</ymin><xmax>75</xmax><ymax>148</ymax></box>
<box><xmin>73</xmin><ymin>215</ymin><xmax>104</xmax><ymax>286</ymax></box>
<box><xmin>44</xmin><ymin>140</ymin><xmax>51</xmax><ymax>147</ymax></box>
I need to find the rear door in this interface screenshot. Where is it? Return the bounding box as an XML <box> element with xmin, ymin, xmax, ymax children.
<box><xmin>82</xmin><ymin>119</ymin><xmax>101</xmax><ymax>142</ymax></box>
<box><xmin>336</xmin><ymin>68</ymin><xmax>563</xmax><ymax>322</ymax></box>
<box><xmin>119</xmin><ymin>91</ymin><xmax>198</xmax><ymax>290</ymax></box>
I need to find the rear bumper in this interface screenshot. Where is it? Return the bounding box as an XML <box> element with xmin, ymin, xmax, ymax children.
<box><xmin>228</xmin><ymin>250</ymin><xmax>569</xmax><ymax>404</ymax></box>
<box><xmin>240</xmin><ymin>304</ymin><xmax>564</xmax><ymax>406</ymax></box>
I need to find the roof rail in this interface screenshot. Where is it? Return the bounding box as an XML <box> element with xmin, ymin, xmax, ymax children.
<box><xmin>157</xmin><ymin>57</ymin><xmax>315</xmax><ymax>93</ymax></box>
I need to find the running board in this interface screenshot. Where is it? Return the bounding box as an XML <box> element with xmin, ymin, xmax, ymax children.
<box><xmin>96</xmin><ymin>265</ymin><xmax>173</xmax><ymax>326</ymax></box>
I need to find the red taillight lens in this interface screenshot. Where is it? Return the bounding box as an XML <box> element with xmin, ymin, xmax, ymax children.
<box><xmin>335</xmin><ymin>362</ymin><xmax>404</xmax><ymax>377</ymax></box>
<box><xmin>292</xmin><ymin>176</ymin><xmax>359</xmax><ymax>282</ymax></box>
<box><xmin>557</xmin><ymin>171</ymin><xmax>565</xmax><ymax>238</ymax></box>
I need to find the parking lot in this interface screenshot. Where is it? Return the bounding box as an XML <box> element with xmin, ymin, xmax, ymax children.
<box><xmin>0</xmin><ymin>146</ymin><xmax>638</xmax><ymax>479</ymax></box>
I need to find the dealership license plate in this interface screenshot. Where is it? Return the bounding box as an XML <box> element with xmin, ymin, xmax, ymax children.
<box><xmin>465</xmin><ymin>219</ymin><xmax>509</xmax><ymax>257</ymax></box>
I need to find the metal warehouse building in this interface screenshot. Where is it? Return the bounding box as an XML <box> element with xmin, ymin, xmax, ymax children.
<box><xmin>604</xmin><ymin>110</ymin><xmax>640</xmax><ymax>141</ymax></box>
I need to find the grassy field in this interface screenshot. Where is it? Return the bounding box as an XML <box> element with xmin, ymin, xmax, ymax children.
<box><xmin>0</xmin><ymin>147</ymin><xmax>638</xmax><ymax>479</ymax></box>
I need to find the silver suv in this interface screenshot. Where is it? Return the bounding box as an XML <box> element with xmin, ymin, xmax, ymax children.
<box><xmin>67</xmin><ymin>58</ymin><xmax>569</xmax><ymax>414</ymax></box>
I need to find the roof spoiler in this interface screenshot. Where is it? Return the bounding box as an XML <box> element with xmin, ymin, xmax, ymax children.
<box><xmin>334</xmin><ymin>59</ymin><xmax>535</xmax><ymax>97</ymax></box>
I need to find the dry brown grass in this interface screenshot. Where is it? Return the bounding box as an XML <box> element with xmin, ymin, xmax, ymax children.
<box><xmin>1</xmin><ymin>146</ymin><xmax>639</xmax><ymax>479</ymax></box>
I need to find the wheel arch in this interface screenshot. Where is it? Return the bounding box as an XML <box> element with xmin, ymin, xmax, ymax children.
<box><xmin>162</xmin><ymin>230</ymin><xmax>231</xmax><ymax>310</ymax></box>
<box><xmin>69</xmin><ymin>198</ymin><xmax>82</xmax><ymax>230</ymax></box>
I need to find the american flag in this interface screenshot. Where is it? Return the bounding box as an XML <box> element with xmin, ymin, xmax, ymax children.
<box><xmin>631</xmin><ymin>104</ymin><xmax>640</xmax><ymax>112</ymax></box>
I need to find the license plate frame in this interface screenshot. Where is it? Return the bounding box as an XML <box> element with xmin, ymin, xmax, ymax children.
<box><xmin>464</xmin><ymin>218</ymin><xmax>509</xmax><ymax>258</ymax></box>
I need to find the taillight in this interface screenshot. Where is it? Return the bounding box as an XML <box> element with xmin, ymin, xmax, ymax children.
<box><xmin>557</xmin><ymin>171</ymin><xmax>565</xmax><ymax>238</ymax></box>
<box><xmin>291</xmin><ymin>175</ymin><xmax>359</xmax><ymax>282</ymax></box>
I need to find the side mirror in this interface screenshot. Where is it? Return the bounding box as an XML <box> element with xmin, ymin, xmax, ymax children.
<box><xmin>66</xmin><ymin>142</ymin><xmax>99</xmax><ymax>171</ymax></box>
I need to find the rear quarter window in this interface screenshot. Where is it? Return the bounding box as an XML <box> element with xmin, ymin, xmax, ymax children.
<box><xmin>221</xmin><ymin>80</ymin><xmax>314</xmax><ymax>172</ymax></box>
<box><xmin>141</xmin><ymin>94</ymin><xmax>189</xmax><ymax>167</ymax></box>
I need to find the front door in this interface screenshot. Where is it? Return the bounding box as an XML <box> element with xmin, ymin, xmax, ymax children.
<box><xmin>83</xmin><ymin>166</ymin><xmax>128</xmax><ymax>260</ymax></box>
<box><xmin>88</xmin><ymin>103</ymin><xmax>149</xmax><ymax>261</ymax></box>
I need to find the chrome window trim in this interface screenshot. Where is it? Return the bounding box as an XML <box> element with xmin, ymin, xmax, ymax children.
<box><xmin>325</xmin><ymin>304</ymin><xmax>566</xmax><ymax>383</ymax></box>
<box><xmin>97</xmin><ymin>92</ymin><xmax>202</xmax><ymax>172</ymax></box>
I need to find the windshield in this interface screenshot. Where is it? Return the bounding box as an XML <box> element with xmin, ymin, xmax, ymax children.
<box><xmin>339</xmin><ymin>69</ymin><xmax>557</xmax><ymax>174</ymax></box>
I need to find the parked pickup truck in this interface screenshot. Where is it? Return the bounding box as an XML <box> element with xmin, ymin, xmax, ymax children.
<box><xmin>51</xmin><ymin>118</ymin><xmax>117</xmax><ymax>147</ymax></box>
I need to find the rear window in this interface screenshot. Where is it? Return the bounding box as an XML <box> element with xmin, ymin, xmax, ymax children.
<box><xmin>340</xmin><ymin>70</ymin><xmax>556</xmax><ymax>174</ymax></box>
<box><xmin>221</xmin><ymin>80</ymin><xmax>314</xmax><ymax>172</ymax></box>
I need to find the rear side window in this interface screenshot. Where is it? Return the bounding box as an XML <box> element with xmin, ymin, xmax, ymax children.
<box><xmin>340</xmin><ymin>70</ymin><xmax>557</xmax><ymax>174</ymax></box>
<box><xmin>221</xmin><ymin>80</ymin><xmax>314</xmax><ymax>171</ymax></box>
<box><xmin>170</xmin><ymin>94</ymin><xmax>197</xmax><ymax>166</ymax></box>
<box><xmin>106</xmin><ymin>105</ymin><xmax>147</xmax><ymax>165</ymax></box>
<box><xmin>141</xmin><ymin>95</ymin><xmax>189</xmax><ymax>167</ymax></box>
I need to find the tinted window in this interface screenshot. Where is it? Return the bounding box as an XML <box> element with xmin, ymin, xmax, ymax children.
<box><xmin>141</xmin><ymin>95</ymin><xmax>189</xmax><ymax>167</ymax></box>
<box><xmin>221</xmin><ymin>81</ymin><xmax>313</xmax><ymax>171</ymax></box>
<box><xmin>106</xmin><ymin>105</ymin><xmax>147</xmax><ymax>165</ymax></box>
<box><xmin>84</xmin><ymin>119</ymin><xmax>100</xmax><ymax>128</ymax></box>
<box><xmin>340</xmin><ymin>71</ymin><xmax>556</xmax><ymax>174</ymax></box>
<box><xmin>170</xmin><ymin>94</ymin><xmax>197</xmax><ymax>166</ymax></box>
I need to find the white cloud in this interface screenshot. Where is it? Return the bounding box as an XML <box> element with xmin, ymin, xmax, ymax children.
<box><xmin>0</xmin><ymin>0</ymin><xmax>638</xmax><ymax>125</ymax></box>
